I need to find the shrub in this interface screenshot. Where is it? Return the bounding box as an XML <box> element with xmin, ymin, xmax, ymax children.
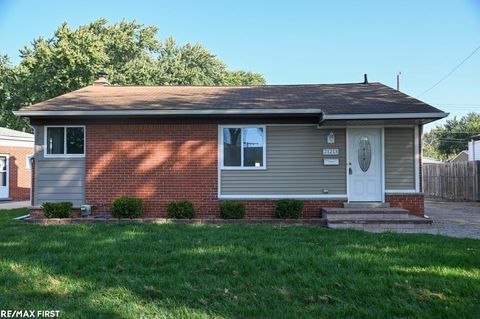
<box><xmin>166</xmin><ymin>200</ymin><xmax>196</xmax><ymax>219</ymax></box>
<box><xmin>275</xmin><ymin>199</ymin><xmax>304</xmax><ymax>219</ymax></box>
<box><xmin>112</xmin><ymin>196</ymin><xmax>143</xmax><ymax>218</ymax></box>
<box><xmin>220</xmin><ymin>201</ymin><xmax>245</xmax><ymax>219</ymax></box>
<box><xmin>42</xmin><ymin>202</ymin><xmax>73</xmax><ymax>218</ymax></box>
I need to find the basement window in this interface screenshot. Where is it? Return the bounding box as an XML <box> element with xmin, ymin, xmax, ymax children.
<box><xmin>45</xmin><ymin>126</ymin><xmax>85</xmax><ymax>157</ymax></box>
<box><xmin>221</xmin><ymin>126</ymin><xmax>266</xmax><ymax>169</ymax></box>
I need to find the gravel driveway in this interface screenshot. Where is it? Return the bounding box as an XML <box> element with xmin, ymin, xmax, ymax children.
<box><xmin>425</xmin><ymin>200</ymin><xmax>480</xmax><ymax>239</ymax></box>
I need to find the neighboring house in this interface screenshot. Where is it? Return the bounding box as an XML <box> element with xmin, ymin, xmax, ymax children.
<box><xmin>468</xmin><ymin>134</ymin><xmax>480</xmax><ymax>161</ymax></box>
<box><xmin>0</xmin><ymin>127</ymin><xmax>34</xmax><ymax>201</ymax></box>
<box><xmin>450</xmin><ymin>150</ymin><xmax>469</xmax><ymax>162</ymax></box>
<box><xmin>423</xmin><ymin>156</ymin><xmax>444</xmax><ymax>164</ymax></box>
<box><xmin>14</xmin><ymin>75</ymin><xmax>448</xmax><ymax>218</ymax></box>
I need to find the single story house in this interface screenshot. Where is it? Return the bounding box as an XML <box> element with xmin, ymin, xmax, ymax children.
<box><xmin>0</xmin><ymin>127</ymin><xmax>34</xmax><ymax>201</ymax></box>
<box><xmin>15</xmin><ymin>75</ymin><xmax>447</xmax><ymax>218</ymax></box>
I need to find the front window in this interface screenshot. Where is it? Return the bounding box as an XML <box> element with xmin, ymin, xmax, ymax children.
<box><xmin>46</xmin><ymin>126</ymin><xmax>85</xmax><ymax>156</ymax></box>
<box><xmin>222</xmin><ymin>127</ymin><xmax>265</xmax><ymax>169</ymax></box>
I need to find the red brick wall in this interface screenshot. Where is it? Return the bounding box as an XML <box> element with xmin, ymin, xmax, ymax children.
<box><xmin>385</xmin><ymin>193</ymin><xmax>424</xmax><ymax>216</ymax></box>
<box><xmin>0</xmin><ymin>146</ymin><xmax>32</xmax><ymax>201</ymax></box>
<box><xmin>85</xmin><ymin>124</ymin><xmax>219</xmax><ymax>217</ymax></box>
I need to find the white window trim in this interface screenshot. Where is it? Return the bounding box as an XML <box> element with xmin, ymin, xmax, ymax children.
<box><xmin>381</xmin><ymin>127</ymin><xmax>385</xmax><ymax>203</ymax></box>
<box><xmin>219</xmin><ymin>125</ymin><xmax>267</xmax><ymax>170</ymax></box>
<box><xmin>414</xmin><ymin>125</ymin><xmax>420</xmax><ymax>192</ymax></box>
<box><xmin>44</xmin><ymin>125</ymin><xmax>86</xmax><ymax>158</ymax></box>
<box><xmin>0</xmin><ymin>154</ymin><xmax>9</xmax><ymax>198</ymax></box>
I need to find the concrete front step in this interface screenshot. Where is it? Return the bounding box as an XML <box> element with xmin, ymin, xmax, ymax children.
<box><xmin>343</xmin><ymin>202</ymin><xmax>390</xmax><ymax>208</ymax></box>
<box><xmin>328</xmin><ymin>217</ymin><xmax>432</xmax><ymax>225</ymax></box>
<box><xmin>327</xmin><ymin>216</ymin><xmax>433</xmax><ymax>233</ymax></box>
<box><xmin>322</xmin><ymin>207</ymin><xmax>410</xmax><ymax>221</ymax></box>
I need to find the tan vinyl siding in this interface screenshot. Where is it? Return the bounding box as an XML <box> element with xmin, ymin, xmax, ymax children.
<box><xmin>33</xmin><ymin>125</ymin><xmax>85</xmax><ymax>206</ymax></box>
<box><xmin>385</xmin><ymin>127</ymin><xmax>415</xmax><ymax>190</ymax></box>
<box><xmin>221</xmin><ymin>126</ymin><xmax>346</xmax><ymax>195</ymax></box>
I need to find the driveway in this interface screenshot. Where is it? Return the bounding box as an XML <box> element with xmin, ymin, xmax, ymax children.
<box><xmin>0</xmin><ymin>200</ymin><xmax>30</xmax><ymax>210</ymax></box>
<box><xmin>425</xmin><ymin>200</ymin><xmax>480</xmax><ymax>239</ymax></box>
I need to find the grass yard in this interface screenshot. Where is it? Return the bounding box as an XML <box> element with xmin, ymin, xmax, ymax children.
<box><xmin>0</xmin><ymin>208</ymin><xmax>479</xmax><ymax>319</ymax></box>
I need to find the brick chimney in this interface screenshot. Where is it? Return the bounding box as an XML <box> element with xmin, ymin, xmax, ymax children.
<box><xmin>93</xmin><ymin>70</ymin><xmax>110</xmax><ymax>86</ymax></box>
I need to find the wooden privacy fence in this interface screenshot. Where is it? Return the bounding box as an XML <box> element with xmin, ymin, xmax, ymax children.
<box><xmin>423</xmin><ymin>161</ymin><xmax>480</xmax><ymax>201</ymax></box>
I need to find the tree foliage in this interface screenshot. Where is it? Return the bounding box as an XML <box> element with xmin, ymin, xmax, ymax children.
<box><xmin>0</xmin><ymin>19</ymin><xmax>266</xmax><ymax>131</ymax></box>
<box><xmin>423</xmin><ymin>112</ymin><xmax>480</xmax><ymax>160</ymax></box>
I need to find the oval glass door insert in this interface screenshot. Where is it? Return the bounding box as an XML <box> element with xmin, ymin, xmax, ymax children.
<box><xmin>358</xmin><ymin>136</ymin><xmax>371</xmax><ymax>172</ymax></box>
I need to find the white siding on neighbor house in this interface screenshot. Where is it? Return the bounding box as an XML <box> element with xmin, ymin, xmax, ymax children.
<box><xmin>384</xmin><ymin>127</ymin><xmax>415</xmax><ymax>190</ymax></box>
<box><xmin>33</xmin><ymin>125</ymin><xmax>85</xmax><ymax>206</ymax></box>
<box><xmin>468</xmin><ymin>140</ymin><xmax>480</xmax><ymax>161</ymax></box>
<box><xmin>220</xmin><ymin>126</ymin><xmax>346</xmax><ymax>196</ymax></box>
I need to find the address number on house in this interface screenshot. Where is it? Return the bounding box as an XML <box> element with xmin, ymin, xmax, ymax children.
<box><xmin>323</xmin><ymin>148</ymin><xmax>339</xmax><ymax>155</ymax></box>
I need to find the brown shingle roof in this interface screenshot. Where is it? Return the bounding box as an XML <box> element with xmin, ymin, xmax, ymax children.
<box><xmin>18</xmin><ymin>82</ymin><xmax>444</xmax><ymax>115</ymax></box>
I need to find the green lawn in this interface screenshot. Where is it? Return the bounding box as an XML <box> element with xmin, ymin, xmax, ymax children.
<box><xmin>0</xmin><ymin>208</ymin><xmax>479</xmax><ymax>319</ymax></box>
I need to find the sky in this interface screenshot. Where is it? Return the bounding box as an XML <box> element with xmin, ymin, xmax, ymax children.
<box><xmin>0</xmin><ymin>0</ymin><xmax>479</xmax><ymax>131</ymax></box>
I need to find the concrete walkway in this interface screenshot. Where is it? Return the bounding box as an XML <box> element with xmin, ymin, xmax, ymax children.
<box><xmin>0</xmin><ymin>200</ymin><xmax>30</xmax><ymax>210</ymax></box>
<box><xmin>425</xmin><ymin>200</ymin><xmax>480</xmax><ymax>239</ymax></box>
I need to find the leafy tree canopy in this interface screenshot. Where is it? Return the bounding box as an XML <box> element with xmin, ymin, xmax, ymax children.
<box><xmin>423</xmin><ymin>112</ymin><xmax>480</xmax><ymax>160</ymax></box>
<box><xmin>0</xmin><ymin>19</ymin><xmax>266</xmax><ymax>131</ymax></box>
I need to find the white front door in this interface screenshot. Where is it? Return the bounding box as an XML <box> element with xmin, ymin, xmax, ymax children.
<box><xmin>347</xmin><ymin>129</ymin><xmax>382</xmax><ymax>202</ymax></box>
<box><xmin>0</xmin><ymin>155</ymin><xmax>8</xmax><ymax>199</ymax></box>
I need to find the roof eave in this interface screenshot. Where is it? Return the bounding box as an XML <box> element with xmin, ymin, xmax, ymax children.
<box><xmin>13</xmin><ymin>108</ymin><xmax>324</xmax><ymax>117</ymax></box>
<box><xmin>13</xmin><ymin>109</ymin><xmax>448</xmax><ymax>120</ymax></box>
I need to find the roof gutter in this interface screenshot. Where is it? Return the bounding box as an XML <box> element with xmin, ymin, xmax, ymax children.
<box><xmin>13</xmin><ymin>108</ymin><xmax>324</xmax><ymax>117</ymax></box>
<box><xmin>321</xmin><ymin>112</ymin><xmax>448</xmax><ymax>120</ymax></box>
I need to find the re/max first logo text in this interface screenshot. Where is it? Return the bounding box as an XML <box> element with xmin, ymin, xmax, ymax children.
<box><xmin>0</xmin><ymin>310</ymin><xmax>60</xmax><ymax>318</ymax></box>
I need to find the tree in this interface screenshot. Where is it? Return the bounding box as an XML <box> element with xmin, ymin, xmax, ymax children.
<box><xmin>423</xmin><ymin>112</ymin><xmax>480</xmax><ymax>160</ymax></box>
<box><xmin>0</xmin><ymin>55</ymin><xmax>27</xmax><ymax>130</ymax></box>
<box><xmin>1</xmin><ymin>19</ymin><xmax>266</xmax><ymax>131</ymax></box>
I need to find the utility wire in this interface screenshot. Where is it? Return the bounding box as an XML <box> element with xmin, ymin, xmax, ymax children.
<box><xmin>417</xmin><ymin>43</ymin><xmax>480</xmax><ymax>98</ymax></box>
<box><xmin>437</xmin><ymin>140</ymin><xmax>469</xmax><ymax>143</ymax></box>
<box><xmin>436</xmin><ymin>132</ymin><xmax>480</xmax><ymax>134</ymax></box>
<box><xmin>432</xmin><ymin>103</ymin><xmax>480</xmax><ymax>106</ymax></box>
